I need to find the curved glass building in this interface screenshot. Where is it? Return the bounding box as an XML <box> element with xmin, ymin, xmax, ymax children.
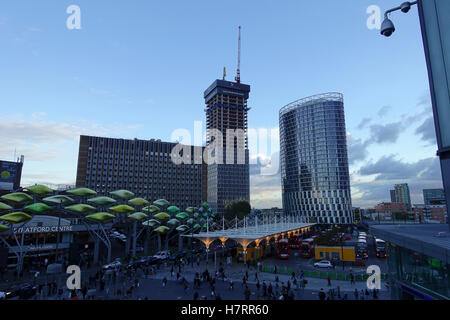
<box><xmin>279</xmin><ymin>93</ymin><xmax>353</xmax><ymax>224</ymax></box>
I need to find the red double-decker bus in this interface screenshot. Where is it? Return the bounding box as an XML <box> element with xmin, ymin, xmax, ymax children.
<box><xmin>278</xmin><ymin>239</ymin><xmax>290</xmax><ymax>260</ymax></box>
<box><xmin>300</xmin><ymin>238</ymin><xmax>314</xmax><ymax>258</ymax></box>
<box><xmin>288</xmin><ymin>234</ymin><xmax>301</xmax><ymax>249</ymax></box>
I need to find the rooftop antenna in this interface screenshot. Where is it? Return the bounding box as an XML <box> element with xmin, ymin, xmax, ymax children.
<box><xmin>223</xmin><ymin>66</ymin><xmax>226</xmax><ymax>80</ymax></box>
<box><xmin>235</xmin><ymin>25</ymin><xmax>241</xmax><ymax>83</ymax></box>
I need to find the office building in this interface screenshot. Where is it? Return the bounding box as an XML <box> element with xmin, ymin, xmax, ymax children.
<box><xmin>423</xmin><ymin>188</ymin><xmax>445</xmax><ymax>205</ymax></box>
<box><xmin>204</xmin><ymin>79</ymin><xmax>251</xmax><ymax>215</ymax></box>
<box><xmin>0</xmin><ymin>156</ymin><xmax>24</xmax><ymax>195</ymax></box>
<box><xmin>392</xmin><ymin>183</ymin><xmax>412</xmax><ymax>210</ymax></box>
<box><xmin>279</xmin><ymin>93</ymin><xmax>352</xmax><ymax>224</ymax></box>
<box><xmin>76</xmin><ymin>135</ymin><xmax>207</xmax><ymax>209</ymax></box>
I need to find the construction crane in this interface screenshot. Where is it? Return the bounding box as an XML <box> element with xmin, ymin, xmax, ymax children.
<box><xmin>235</xmin><ymin>25</ymin><xmax>241</xmax><ymax>84</ymax></box>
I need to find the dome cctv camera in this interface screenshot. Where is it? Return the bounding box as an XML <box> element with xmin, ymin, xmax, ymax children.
<box><xmin>400</xmin><ymin>2</ymin><xmax>412</xmax><ymax>13</ymax></box>
<box><xmin>380</xmin><ymin>18</ymin><xmax>395</xmax><ymax>37</ymax></box>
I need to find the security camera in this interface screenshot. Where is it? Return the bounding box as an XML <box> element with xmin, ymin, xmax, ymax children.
<box><xmin>400</xmin><ymin>2</ymin><xmax>412</xmax><ymax>13</ymax></box>
<box><xmin>380</xmin><ymin>18</ymin><xmax>395</xmax><ymax>37</ymax></box>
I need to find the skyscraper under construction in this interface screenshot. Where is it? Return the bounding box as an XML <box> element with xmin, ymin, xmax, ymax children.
<box><xmin>204</xmin><ymin>26</ymin><xmax>251</xmax><ymax>215</ymax></box>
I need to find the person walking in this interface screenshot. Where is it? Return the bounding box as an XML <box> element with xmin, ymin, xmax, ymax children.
<box><xmin>256</xmin><ymin>280</ymin><xmax>260</xmax><ymax>293</ymax></box>
<box><xmin>229</xmin><ymin>279</ymin><xmax>234</xmax><ymax>291</ymax></box>
<box><xmin>244</xmin><ymin>286</ymin><xmax>251</xmax><ymax>300</ymax></box>
<box><xmin>354</xmin><ymin>288</ymin><xmax>359</xmax><ymax>300</ymax></box>
<box><xmin>327</xmin><ymin>275</ymin><xmax>331</xmax><ymax>287</ymax></box>
<box><xmin>242</xmin><ymin>275</ymin><xmax>247</xmax><ymax>287</ymax></box>
<box><xmin>193</xmin><ymin>291</ymin><xmax>199</xmax><ymax>300</ymax></box>
<box><xmin>162</xmin><ymin>277</ymin><xmax>167</xmax><ymax>287</ymax></box>
<box><xmin>318</xmin><ymin>288</ymin><xmax>326</xmax><ymax>301</ymax></box>
<box><xmin>262</xmin><ymin>281</ymin><xmax>267</xmax><ymax>298</ymax></box>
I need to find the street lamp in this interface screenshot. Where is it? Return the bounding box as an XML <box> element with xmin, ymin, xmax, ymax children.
<box><xmin>380</xmin><ymin>1</ymin><xmax>418</xmax><ymax>37</ymax></box>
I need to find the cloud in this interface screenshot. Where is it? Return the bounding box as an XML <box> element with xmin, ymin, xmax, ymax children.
<box><xmin>368</xmin><ymin>122</ymin><xmax>403</xmax><ymax>144</ymax></box>
<box><xmin>352</xmin><ymin>155</ymin><xmax>442</xmax><ymax>207</ymax></box>
<box><xmin>415</xmin><ymin>116</ymin><xmax>437</xmax><ymax>145</ymax></box>
<box><xmin>377</xmin><ymin>105</ymin><xmax>391</xmax><ymax>118</ymax></box>
<box><xmin>0</xmin><ymin>115</ymin><xmax>142</xmax><ymax>162</ymax></box>
<box><xmin>357</xmin><ymin>118</ymin><xmax>371</xmax><ymax>130</ymax></box>
<box><xmin>347</xmin><ymin>135</ymin><xmax>370</xmax><ymax>164</ymax></box>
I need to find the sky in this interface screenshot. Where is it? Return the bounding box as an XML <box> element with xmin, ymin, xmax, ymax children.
<box><xmin>0</xmin><ymin>0</ymin><xmax>442</xmax><ymax>209</ymax></box>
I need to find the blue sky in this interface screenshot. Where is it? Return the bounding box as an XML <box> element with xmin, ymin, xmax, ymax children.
<box><xmin>0</xmin><ymin>0</ymin><xmax>442</xmax><ymax>208</ymax></box>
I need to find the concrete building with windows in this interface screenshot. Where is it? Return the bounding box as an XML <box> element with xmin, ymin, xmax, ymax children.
<box><xmin>279</xmin><ymin>93</ymin><xmax>352</xmax><ymax>224</ymax></box>
<box><xmin>76</xmin><ymin>135</ymin><xmax>207</xmax><ymax>209</ymax></box>
<box><xmin>391</xmin><ymin>183</ymin><xmax>412</xmax><ymax>211</ymax></box>
<box><xmin>204</xmin><ymin>79</ymin><xmax>251</xmax><ymax>215</ymax></box>
<box><xmin>423</xmin><ymin>188</ymin><xmax>446</xmax><ymax>206</ymax></box>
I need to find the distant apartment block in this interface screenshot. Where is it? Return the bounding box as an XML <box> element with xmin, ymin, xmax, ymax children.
<box><xmin>76</xmin><ymin>135</ymin><xmax>207</xmax><ymax>209</ymax></box>
<box><xmin>423</xmin><ymin>188</ymin><xmax>446</xmax><ymax>205</ymax></box>
<box><xmin>391</xmin><ymin>183</ymin><xmax>412</xmax><ymax>210</ymax></box>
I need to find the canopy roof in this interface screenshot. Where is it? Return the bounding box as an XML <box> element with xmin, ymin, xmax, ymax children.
<box><xmin>183</xmin><ymin>222</ymin><xmax>315</xmax><ymax>243</ymax></box>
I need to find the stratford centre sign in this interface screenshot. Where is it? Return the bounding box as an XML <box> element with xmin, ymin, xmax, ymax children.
<box><xmin>11</xmin><ymin>215</ymin><xmax>73</xmax><ymax>234</ymax></box>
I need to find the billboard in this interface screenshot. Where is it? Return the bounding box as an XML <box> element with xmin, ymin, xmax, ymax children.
<box><xmin>0</xmin><ymin>160</ymin><xmax>21</xmax><ymax>191</ymax></box>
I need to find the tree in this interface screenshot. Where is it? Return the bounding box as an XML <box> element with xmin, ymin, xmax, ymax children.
<box><xmin>224</xmin><ymin>201</ymin><xmax>251</xmax><ymax>220</ymax></box>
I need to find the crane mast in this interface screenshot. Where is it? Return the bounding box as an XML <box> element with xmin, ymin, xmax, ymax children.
<box><xmin>235</xmin><ymin>25</ymin><xmax>241</xmax><ymax>84</ymax></box>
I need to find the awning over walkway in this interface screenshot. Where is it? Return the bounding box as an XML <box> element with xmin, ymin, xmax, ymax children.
<box><xmin>183</xmin><ymin>222</ymin><xmax>315</xmax><ymax>250</ymax></box>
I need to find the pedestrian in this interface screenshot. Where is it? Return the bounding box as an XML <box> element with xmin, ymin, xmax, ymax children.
<box><xmin>184</xmin><ymin>281</ymin><xmax>189</xmax><ymax>294</ymax></box>
<box><xmin>262</xmin><ymin>281</ymin><xmax>267</xmax><ymax>297</ymax></box>
<box><xmin>268</xmin><ymin>283</ymin><xmax>273</xmax><ymax>297</ymax></box>
<box><xmin>318</xmin><ymin>288</ymin><xmax>326</xmax><ymax>301</ymax></box>
<box><xmin>350</xmin><ymin>273</ymin><xmax>354</xmax><ymax>284</ymax></box>
<box><xmin>162</xmin><ymin>277</ymin><xmax>167</xmax><ymax>287</ymax></box>
<box><xmin>242</xmin><ymin>276</ymin><xmax>247</xmax><ymax>287</ymax></box>
<box><xmin>176</xmin><ymin>272</ymin><xmax>180</xmax><ymax>281</ymax></box>
<box><xmin>275</xmin><ymin>276</ymin><xmax>279</xmax><ymax>288</ymax></box>
<box><xmin>354</xmin><ymin>289</ymin><xmax>359</xmax><ymax>300</ymax></box>
<box><xmin>171</xmin><ymin>265</ymin><xmax>174</xmax><ymax>278</ymax></box>
<box><xmin>256</xmin><ymin>280</ymin><xmax>260</xmax><ymax>293</ymax></box>
<box><xmin>244</xmin><ymin>286</ymin><xmax>251</xmax><ymax>300</ymax></box>
<box><xmin>291</xmin><ymin>271</ymin><xmax>296</xmax><ymax>280</ymax></box>
<box><xmin>254</xmin><ymin>271</ymin><xmax>258</xmax><ymax>281</ymax></box>
<box><xmin>229</xmin><ymin>279</ymin><xmax>234</xmax><ymax>291</ymax></box>
<box><xmin>293</xmin><ymin>278</ymin><xmax>298</xmax><ymax>290</ymax></box>
<box><xmin>193</xmin><ymin>291</ymin><xmax>199</xmax><ymax>300</ymax></box>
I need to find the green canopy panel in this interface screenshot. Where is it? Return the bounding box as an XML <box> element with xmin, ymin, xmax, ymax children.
<box><xmin>110</xmin><ymin>190</ymin><xmax>135</xmax><ymax>200</ymax></box>
<box><xmin>128</xmin><ymin>198</ymin><xmax>149</xmax><ymax>207</ymax></box>
<box><xmin>87</xmin><ymin>196</ymin><xmax>117</xmax><ymax>207</ymax></box>
<box><xmin>202</xmin><ymin>202</ymin><xmax>209</xmax><ymax>208</ymax></box>
<box><xmin>167</xmin><ymin>206</ymin><xmax>180</xmax><ymax>214</ymax></box>
<box><xmin>0</xmin><ymin>224</ymin><xmax>10</xmax><ymax>233</ymax></box>
<box><xmin>86</xmin><ymin>212</ymin><xmax>116</xmax><ymax>223</ymax></box>
<box><xmin>167</xmin><ymin>218</ymin><xmax>180</xmax><ymax>226</ymax></box>
<box><xmin>143</xmin><ymin>205</ymin><xmax>160</xmax><ymax>213</ymax></box>
<box><xmin>199</xmin><ymin>218</ymin><xmax>205</xmax><ymax>224</ymax></box>
<box><xmin>109</xmin><ymin>204</ymin><xmax>135</xmax><ymax>214</ymax></box>
<box><xmin>185</xmin><ymin>207</ymin><xmax>195</xmax><ymax>214</ymax></box>
<box><xmin>175</xmin><ymin>212</ymin><xmax>189</xmax><ymax>220</ymax></box>
<box><xmin>25</xmin><ymin>203</ymin><xmax>52</xmax><ymax>214</ymax></box>
<box><xmin>65</xmin><ymin>204</ymin><xmax>96</xmax><ymax>215</ymax></box>
<box><xmin>176</xmin><ymin>225</ymin><xmax>189</xmax><ymax>232</ymax></box>
<box><xmin>153</xmin><ymin>212</ymin><xmax>170</xmax><ymax>220</ymax></box>
<box><xmin>0</xmin><ymin>202</ymin><xmax>13</xmax><ymax>212</ymax></box>
<box><xmin>153</xmin><ymin>199</ymin><xmax>169</xmax><ymax>207</ymax></box>
<box><xmin>25</xmin><ymin>185</ymin><xmax>53</xmax><ymax>196</ymax></box>
<box><xmin>128</xmin><ymin>212</ymin><xmax>148</xmax><ymax>221</ymax></box>
<box><xmin>186</xmin><ymin>218</ymin><xmax>194</xmax><ymax>225</ymax></box>
<box><xmin>1</xmin><ymin>192</ymin><xmax>33</xmax><ymax>205</ymax></box>
<box><xmin>193</xmin><ymin>212</ymin><xmax>199</xmax><ymax>218</ymax></box>
<box><xmin>193</xmin><ymin>223</ymin><xmax>201</xmax><ymax>230</ymax></box>
<box><xmin>154</xmin><ymin>226</ymin><xmax>170</xmax><ymax>234</ymax></box>
<box><xmin>142</xmin><ymin>219</ymin><xmax>160</xmax><ymax>227</ymax></box>
<box><xmin>0</xmin><ymin>212</ymin><xmax>32</xmax><ymax>224</ymax></box>
<box><xmin>66</xmin><ymin>188</ymin><xmax>97</xmax><ymax>197</ymax></box>
<box><xmin>42</xmin><ymin>195</ymin><xmax>75</xmax><ymax>205</ymax></box>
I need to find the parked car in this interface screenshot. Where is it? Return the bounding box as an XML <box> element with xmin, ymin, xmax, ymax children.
<box><xmin>0</xmin><ymin>291</ymin><xmax>5</xmax><ymax>300</ymax></box>
<box><xmin>4</xmin><ymin>283</ymin><xmax>37</xmax><ymax>300</ymax></box>
<box><xmin>314</xmin><ymin>260</ymin><xmax>334</xmax><ymax>269</ymax></box>
<box><xmin>153</xmin><ymin>251</ymin><xmax>170</xmax><ymax>260</ymax></box>
<box><xmin>103</xmin><ymin>258</ymin><xmax>122</xmax><ymax>270</ymax></box>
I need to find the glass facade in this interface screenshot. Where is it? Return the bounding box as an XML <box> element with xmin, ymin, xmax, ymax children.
<box><xmin>279</xmin><ymin>93</ymin><xmax>352</xmax><ymax>224</ymax></box>
<box><xmin>387</xmin><ymin>242</ymin><xmax>450</xmax><ymax>300</ymax></box>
